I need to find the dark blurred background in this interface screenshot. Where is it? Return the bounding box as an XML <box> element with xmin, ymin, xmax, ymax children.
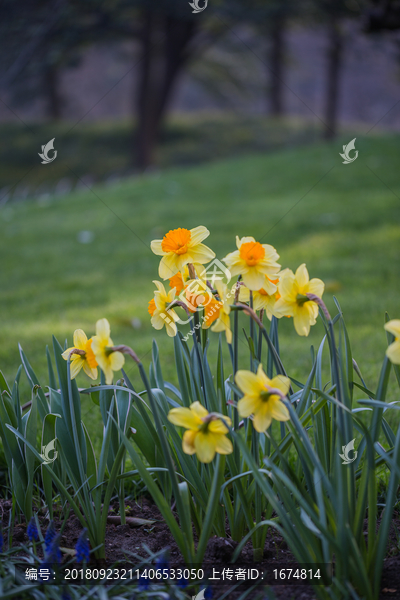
<box><xmin>1</xmin><ymin>0</ymin><xmax>400</xmax><ymax>192</ymax></box>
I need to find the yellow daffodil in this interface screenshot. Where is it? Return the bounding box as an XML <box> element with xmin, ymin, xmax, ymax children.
<box><xmin>202</xmin><ymin>280</ymin><xmax>232</xmax><ymax>344</ymax></box>
<box><xmin>151</xmin><ymin>226</ymin><xmax>215</xmax><ymax>280</ymax></box>
<box><xmin>238</xmin><ymin>277</ymin><xmax>280</xmax><ymax>320</ymax></box>
<box><xmin>223</xmin><ymin>236</ymin><xmax>280</xmax><ymax>291</ymax></box>
<box><xmin>148</xmin><ymin>281</ymin><xmax>179</xmax><ymax>337</ymax></box>
<box><xmin>91</xmin><ymin>319</ymin><xmax>125</xmax><ymax>384</ymax></box>
<box><xmin>384</xmin><ymin>320</ymin><xmax>400</xmax><ymax>364</ymax></box>
<box><xmin>62</xmin><ymin>329</ymin><xmax>98</xmax><ymax>380</ymax></box>
<box><xmin>168</xmin><ymin>401</ymin><xmax>233</xmax><ymax>463</ymax></box>
<box><xmin>274</xmin><ymin>264</ymin><xmax>325</xmax><ymax>336</ymax></box>
<box><xmin>236</xmin><ymin>364</ymin><xmax>290</xmax><ymax>432</ymax></box>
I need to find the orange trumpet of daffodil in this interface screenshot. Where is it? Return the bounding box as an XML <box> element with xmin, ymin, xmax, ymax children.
<box><xmin>168</xmin><ymin>401</ymin><xmax>233</xmax><ymax>463</ymax></box>
<box><xmin>151</xmin><ymin>226</ymin><xmax>215</xmax><ymax>280</ymax></box>
<box><xmin>223</xmin><ymin>236</ymin><xmax>280</xmax><ymax>291</ymax></box>
<box><xmin>62</xmin><ymin>329</ymin><xmax>98</xmax><ymax>380</ymax></box>
<box><xmin>236</xmin><ymin>364</ymin><xmax>290</xmax><ymax>433</ymax></box>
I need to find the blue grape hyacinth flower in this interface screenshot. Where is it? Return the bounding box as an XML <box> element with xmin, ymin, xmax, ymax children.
<box><xmin>0</xmin><ymin>523</ymin><xmax>3</xmax><ymax>553</ymax></box>
<box><xmin>47</xmin><ymin>533</ymin><xmax>62</xmax><ymax>564</ymax></box>
<box><xmin>75</xmin><ymin>528</ymin><xmax>90</xmax><ymax>564</ymax></box>
<box><xmin>27</xmin><ymin>517</ymin><xmax>39</xmax><ymax>542</ymax></box>
<box><xmin>44</xmin><ymin>520</ymin><xmax>56</xmax><ymax>554</ymax></box>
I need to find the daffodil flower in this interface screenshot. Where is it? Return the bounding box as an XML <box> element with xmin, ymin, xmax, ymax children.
<box><xmin>62</xmin><ymin>329</ymin><xmax>98</xmax><ymax>380</ymax></box>
<box><xmin>91</xmin><ymin>319</ymin><xmax>125</xmax><ymax>385</ymax></box>
<box><xmin>148</xmin><ymin>281</ymin><xmax>179</xmax><ymax>337</ymax></box>
<box><xmin>274</xmin><ymin>264</ymin><xmax>325</xmax><ymax>336</ymax></box>
<box><xmin>223</xmin><ymin>236</ymin><xmax>280</xmax><ymax>291</ymax></box>
<box><xmin>238</xmin><ymin>277</ymin><xmax>280</xmax><ymax>320</ymax></box>
<box><xmin>384</xmin><ymin>320</ymin><xmax>400</xmax><ymax>364</ymax></box>
<box><xmin>202</xmin><ymin>280</ymin><xmax>232</xmax><ymax>344</ymax></box>
<box><xmin>168</xmin><ymin>401</ymin><xmax>233</xmax><ymax>463</ymax></box>
<box><xmin>236</xmin><ymin>364</ymin><xmax>290</xmax><ymax>433</ymax></box>
<box><xmin>151</xmin><ymin>226</ymin><xmax>215</xmax><ymax>280</ymax></box>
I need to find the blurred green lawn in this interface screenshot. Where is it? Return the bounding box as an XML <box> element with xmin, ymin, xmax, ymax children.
<box><xmin>1</xmin><ymin>132</ymin><xmax>400</xmax><ymax>450</ymax></box>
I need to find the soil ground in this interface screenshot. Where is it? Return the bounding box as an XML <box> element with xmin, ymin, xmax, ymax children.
<box><xmin>2</xmin><ymin>498</ymin><xmax>400</xmax><ymax>599</ymax></box>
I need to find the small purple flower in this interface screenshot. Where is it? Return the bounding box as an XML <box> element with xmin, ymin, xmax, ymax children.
<box><xmin>44</xmin><ymin>520</ymin><xmax>56</xmax><ymax>554</ymax></box>
<box><xmin>27</xmin><ymin>517</ymin><xmax>39</xmax><ymax>542</ymax></box>
<box><xmin>75</xmin><ymin>528</ymin><xmax>90</xmax><ymax>564</ymax></box>
<box><xmin>0</xmin><ymin>523</ymin><xmax>3</xmax><ymax>552</ymax></box>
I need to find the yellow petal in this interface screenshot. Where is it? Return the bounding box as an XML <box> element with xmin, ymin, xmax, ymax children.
<box><xmin>236</xmin><ymin>236</ymin><xmax>255</xmax><ymax>249</ymax></box>
<box><xmin>242</xmin><ymin>268</ymin><xmax>269</xmax><ymax>291</ymax></box>
<box><xmin>295</xmin><ymin>264</ymin><xmax>309</xmax><ymax>289</ymax></box>
<box><xmin>386</xmin><ymin>340</ymin><xmax>400</xmax><ymax>365</ymax></box>
<box><xmin>73</xmin><ymin>329</ymin><xmax>88</xmax><ymax>350</ymax></box>
<box><xmin>62</xmin><ymin>347</ymin><xmax>75</xmax><ymax>361</ymax></box>
<box><xmin>270</xmin><ymin>375</ymin><xmax>291</xmax><ymax>396</ymax></box>
<box><xmin>273</xmin><ymin>298</ymin><xmax>294</xmax><ymax>318</ymax></box>
<box><xmin>168</xmin><ymin>407</ymin><xmax>202</xmax><ymax>429</ymax></box>
<box><xmin>307</xmin><ymin>278</ymin><xmax>325</xmax><ymax>298</ymax></box>
<box><xmin>208</xmin><ymin>418</ymin><xmax>230</xmax><ymax>434</ymax></box>
<box><xmin>278</xmin><ymin>269</ymin><xmax>296</xmax><ymax>300</ymax></box>
<box><xmin>189</xmin><ymin>225</ymin><xmax>210</xmax><ymax>245</ymax></box>
<box><xmin>153</xmin><ymin>280</ymin><xmax>167</xmax><ymax>295</ymax></box>
<box><xmin>109</xmin><ymin>351</ymin><xmax>125</xmax><ymax>371</ymax></box>
<box><xmin>235</xmin><ymin>370</ymin><xmax>262</xmax><ymax>396</ymax></box>
<box><xmin>83</xmin><ymin>362</ymin><xmax>98</xmax><ymax>380</ymax></box>
<box><xmin>150</xmin><ymin>240</ymin><xmax>164</xmax><ymax>256</ymax></box>
<box><xmin>103</xmin><ymin>366</ymin><xmax>114</xmax><ymax>385</ymax></box>
<box><xmin>96</xmin><ymin>318</ymin><xmax>111</xmax><ymax>342</ymax></box>
<box><xmin>159</xmin><ymin>253</ymin><xmax>180</xmax><ymax>279</ymax></box>
<box><xmin>384</xmin><ymin>319</ymin><xmax>400</xmax><ymax>338</ymax></box>
<box><xmin>237</xmin><ymin>394</ymin><xmax>260</xmax><ymax>418</ymax></box>
<box><xmin>186</xmin><ymin>244</ymin><xmax>215</xmax><ymax>264</ymax></box>
<box><xmin>194</xmin><ymin>432</ymin><xmax>217</xmax><ymax>463</ymax></box>
<box><xmin>165</xmin><ymin>319</ymin><xmax>178</xmax><ymax>337</ymax></box>
<box><xmin>182</xmin><ymin>430</ymin><xmax>197</xmax><ymax>454</ymax></box>
<box><xmin>269</xmin><ymin>398</ymin><xmax>290</xmax><ymax>421</ymax></box>
<box><xmin>214</xmin><ymin>434</ymin><xmax>233</xmax><ymax>455</ymax></box>
<box><xmin>190</xmin><ymin>401</ymin><xmax>209</xmax><ymax>420</ymax></box>
<box><xmin>293</xmin><ymin>305</ymin><xmax>313</xmax><ymax>336</ymax></box>
<box><xmin>69</xmin><ymin>356</ymin><xmax>84</xmax><ymax>379</ymax></box>
<box><xmin>253</xmin><ymin>404</ymin><xmax>272</xmax><ymax>433</ymax></box>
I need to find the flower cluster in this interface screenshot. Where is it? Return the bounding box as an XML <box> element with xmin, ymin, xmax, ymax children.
<box><xmin>62</xmin><ymin>318</ymin><xmax>124</xmax><ymax>384</ymax></box>
<box><xmin>149</xmin><ymin>226</ymin><xmax>326</xmax><ymax>340</ymax></box>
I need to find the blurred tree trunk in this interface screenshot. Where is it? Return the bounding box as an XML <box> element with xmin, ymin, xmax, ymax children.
<box><xmin>135</xmin><ymin>12</ymin><xmax>197</xmax><ymax>170</ymax></box>
<box><xmin>269</xmin><ymin>15</ymin><xmax>285</xmax><ymax>116</ymax></box>
<box><xmin>323</xmin><ymin>18</ymin><xmax>343</xmax><ymax>140</ymax></box>
<box><xmin>44</xmin><ymin>64</ymin><xmax>62</xmax><ymax>121</ymax></box>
